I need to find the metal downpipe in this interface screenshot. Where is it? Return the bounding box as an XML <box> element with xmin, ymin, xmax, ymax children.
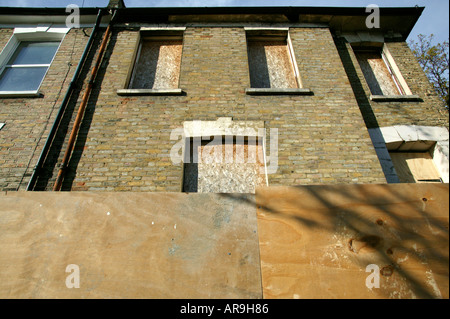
<box><xmin>26</xmin><ymin>8</ymin><xmax>105</xmax><ymax>191</ymax></box>
<box><xmin>53</xmin><ymin>9</ymin><xmax>118</xmax><ymax>191</ymax></box>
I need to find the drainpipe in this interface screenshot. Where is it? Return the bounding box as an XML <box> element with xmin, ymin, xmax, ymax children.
<box><xmin>26</xmin><ymin>8</ymin><xmax>105</xmax><ymax>191</ymax></box>
<box><xmin>53</xmin><ymin>9</ymin><xmax>118</xmax><ymax>191</ymax></box>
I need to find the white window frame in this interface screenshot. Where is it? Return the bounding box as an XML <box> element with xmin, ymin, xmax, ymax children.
<box><xmin>286</xmin><ymin>32</ymin><xmax>303</xmax><ymax>89</ymax></box>
<box><xmin>0</xmin><ymin>27</ymin><xmax>68</xmax><ymax>97</ymax></box>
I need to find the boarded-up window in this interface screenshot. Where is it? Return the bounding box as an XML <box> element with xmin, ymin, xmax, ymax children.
<box><xmin>355</xmin><ymin>49</ymin><xmax>404</xmax><ymax>96</ymax></box>
<box><xmin>183</xmin><ymin>137</ymin><xmax>266</xmax><ymax>193</ymax></box>
<box><xmin>129</xmin><ymin>36</ymin><xmax>182</xmax><ymax>89</ymax></box>
<box><xmin>247</xmin><ymin>33</ymin><xmax>299</xmax><ymax>89</ymax></box>
<box><xmin>390</xmin><ymin>152</ymin><xmax>442</xmax><ymax>183</ymax></box>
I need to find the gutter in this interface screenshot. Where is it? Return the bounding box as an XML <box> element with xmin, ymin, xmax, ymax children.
<box><xmin>0</xmin><ymin>7</ymin><xmax>102</xmax><ymax>16</ymax></box>
<box><xmin>404</xmin><ymin>5</ymin><xmax>425</xmax><ymax>41</ymax></box>
<box><xmin>26</xmin><ymin>8</ymin><xmax>105</xmax><ymax>191</ymax></box>
<box><xmin>0</xmin><ymin>6</ymin><xmax>425</xmax><ymax>20</ymax></box>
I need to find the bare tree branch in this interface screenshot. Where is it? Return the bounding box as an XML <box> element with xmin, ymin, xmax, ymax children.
<box><xmin>409</xmin><ymin>34</ymin><xmax>449</xmax><ymax>110</ymax></box>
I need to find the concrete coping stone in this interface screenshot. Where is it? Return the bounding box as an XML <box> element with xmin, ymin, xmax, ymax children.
<box><xmin>0</xmin><ymin>91</ymin><xmax>43</xmax><ymax>98</ymax></box>
<box><xmin>370</xmin><ymin>94</ymin><xmax>422</xmax><ymax>102</ymax></box>
<box><xmin>245</xmin><ymin>88</ymin><xmax>313</xmax><ymax>96</ymax></box>
<box><xmin>116</xmin><ymin>88</ymin><xmax>184</xmax><ymax>96</ymax></box>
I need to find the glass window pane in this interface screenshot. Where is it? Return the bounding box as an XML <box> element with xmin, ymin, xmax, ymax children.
<box><xmin>8</xmin><ymin>42</ymin><xmax>59</xmax><ymax>65</ymax></box>
<box><xmin>0</xmin><ymin>66</ymin><xmax>48</xmax><ymax>91</ymax></box>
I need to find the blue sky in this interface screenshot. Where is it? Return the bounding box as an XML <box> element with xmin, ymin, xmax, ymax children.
<box><xmin>1</xmin><ymin>0</ymin><xmax>448</xmax><ymax>44</ymax></box>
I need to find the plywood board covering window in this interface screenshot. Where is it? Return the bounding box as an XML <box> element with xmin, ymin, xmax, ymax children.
<box><xmin>390</xmin><ymin>152</ymin><xmax>442</xmax><ymax>183</ymax></box>
<box><xmin>183</xmin><ymin>137</ymin><xmax>266</xmax><ymax>193</ymax></box>
<box><xmin>355</xmin><ymin>50</ymin><xmax>404</xmax><ymax>96</ymax></box>
<box><xmin>129</xmin><ymin>39</ymin><xmax>182</xmax><ymax>90</ymax></box>
<box><xmin>247</xmin><ymin>39</ymin><xmax>298</xmax><ymax>89</ymax></box>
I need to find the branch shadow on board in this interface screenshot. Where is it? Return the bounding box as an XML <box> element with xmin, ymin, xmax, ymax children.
<box><xmin>219</xmin><ymin>183</ymin><xmax>449</xmax><ymax>299</ymax></box>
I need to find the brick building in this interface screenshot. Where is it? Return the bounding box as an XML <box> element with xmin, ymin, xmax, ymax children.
<box><xmin>0</xmin><ymin>1</ymin><xmax>449</xmax><ymax>300</ymax></box>
<box><xmin>0</xmin><ymin>2</ymin><xmax>448</xmax><ymax>192</ymax></box>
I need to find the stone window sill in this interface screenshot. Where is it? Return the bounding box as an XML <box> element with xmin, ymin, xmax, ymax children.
<box><xmin>370</xmin><ymin>94</ymin><xmax>422</xmax><ymax>102</ymax></box>
<box><xmin>0</xmin><ymin>91</ymin><xmax>43</xmax><ymax>98</ymax></box>
<box><xmin>117</xmin><ymin>89</ymin><xmax>184</xmax><ymax>96</ymax></box>
<box><xmin>245</xmin><ymin>88</ymin><xmax>313</xmax><ymax>96</ymax></box>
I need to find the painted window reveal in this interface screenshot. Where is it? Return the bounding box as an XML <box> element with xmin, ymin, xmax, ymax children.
<box><xmin>128</xmin><ymin>37</ymin><xmax>183</xmax><ymax>90</ymax></box>
<box><xmin>0</xmin><ymin>41</ymin><xmax>59</xmax><ymax>92</ymax></box>
<box><xmin>355</xmin><ymin>48</ymin><xmax>406</xmax><ymax>96</ymax></box>
<box><xmin>246</xmin><ymin>31</ymin><xmax>300</xmax><ymax>89</ymax></box>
